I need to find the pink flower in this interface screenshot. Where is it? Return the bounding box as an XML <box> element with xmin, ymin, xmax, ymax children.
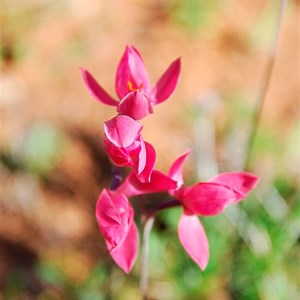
<box><xmin>96</xmin><ymin>189</ymin><xmax>138</xmax><ymax>274</ymax></box>
<box><xmin>81</xmin><ymin>45</ymin><xmax>181</xmax><ymax>120</ymax></box>
<box><xmin>103</xmin><ymin>115</ymin><xmax>156</xmax><ymax>183</ymax></box>
<box><xmin>168</xmin><ymin>150</ymin><xmax>260</xmax><ymax>270</ymax></box>
<box><xmin>96</xmin><ymin>173</ymin><xmax>177</xmax><ymax>273</ymax></box>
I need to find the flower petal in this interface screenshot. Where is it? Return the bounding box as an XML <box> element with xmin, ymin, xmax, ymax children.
<box><xmin>183</xmin><ymin>182</ymin><xmax>244</xmax><ymax>216</ymax></box>
<box><xmin>178</xmin><ymin>213</ymin><xmax>209</xmax><ymax>270</ymax></box>
<box><xmin>115</xmin><ymin>45</ymin><xmax>150</xmax><ymax>99</ymax></box>
<box><xmin>80</xmin><ymin>68</ymin><xmax>119</xmax><ymax>106</ymax></box>
<box><xmin>117</xmin><ymin>91</ymin><xmax>154</xmax><ymax>120</ymax></box>
<box><xmin>96</xmin><ymin>189</ymin><xmax>134</xmax><ymax>251</ymax></box>
<box><xmin>150</xmin><ymin>58</ymin><xmax>181</xmax><ymax>104</ymax></box>
<box><xmin>209</xmin><ymin>172</ymin><xmax>260</xmax><ymax>202</ymax></box>
<box><xmin>109</xmin><ymin>221</ymin><xmax>139</xmax><ymax>274</ymax></box>
<box><xmin>168</xmin><ymin>149</ymin><xmax>191</xmax><ymax>186</ymax></box>
<box><xmin>117</xmin><ymin>170</ymin><xmax>177</xmax><ymax>197</ymax></box>
<box><xmin>131</xmin><ymin>140</ymin><xmax>156</xmax><ymax>183</ymax></box>
<box><xmin>167</xmin><ymin>149</ymin><xmax>191</xmax><ymax>198</ymax></box>
<box><xmin>104</xmin><ymin>115</ymin><xmax>143</xmax><ymax>148</ymax></box>
<box><xmin>103</xmin><ymin>136</ymin><xmax>132</xmax><ymax>167</ymax></box>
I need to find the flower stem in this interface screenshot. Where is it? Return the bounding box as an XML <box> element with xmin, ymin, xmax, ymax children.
<box><xmin>152</xmin><ymin>199</ymin><xmax>181</xmax><ymax>213</ymax></box>
<box><xmin>110</xmin><ymin>166</ymin><xmax>122</xmax><ymax>190</ymax></box>
<box><xmin>244</xmin><ymin>0</ymin><xmax>288</xmax><ymax>171</ymax></box>
<box><xmin>139</xmin><ymin>198</ymin><xmax>180</xmax><ymax>299</ymax></box>
<box><xmin>140</xmin><ymin>214</ymin><xmax>155</xmax><ymax>300</ymax></box>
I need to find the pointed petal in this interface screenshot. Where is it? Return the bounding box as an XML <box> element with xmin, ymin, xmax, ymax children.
<box><xmin>168</xmin><ymin>149</ymin><xmax>191</xmax><ymax>186</ymax></box>
<box><xmin>109</xmin><ymin>221</ymin><xmax>139</xmax><ymax>274</ymax></box>
<box><xmin>183</xmin><ymin>182</ymin><xmax>244</xmax><ymax>216</ymax></box>
<box><xmin>80</xmin><ymin>68</ymin><xmax>119</xmax><ymax>106</ymax></box>
<box><xmin>117</xmin><ymin>91</ymin><xmax>154</xmax><ymax>120</ymax></box>
<box><xmin>178</xmin><ymin>213</ymin><xmax>209</xmax><ymax>270</ymax></box>
<box><xmin>167</xmin><ymin>149</ymin><xmax>191</xmax><ymax>198</ymax></box>
<box><xmin>115</xmin><ymin>45</ymin><xmax>150</xmax><ymax>98</ymax></box>
<box><xmin>96</xmin><ymin>189</ymin><xmax>134</xmax><ymax>251</ymax></box>
<box><xmin>210</xmin><ymin>172</ymin><xmax>260</xmax><ymax>202</ymax></box>
<box><xmin>104</xmin><ymin>115</ymin><xmax>143</xmax><ymax>148</ymax></box>
<box><xmin>117</xmin><ymin>170</ymin><xmax>177</xmax><ymax>197</ymax></box>
<box><xmin>150</xmin><ymin>58</ymin><xmax>181</xmax><ymax>104</ymax></box>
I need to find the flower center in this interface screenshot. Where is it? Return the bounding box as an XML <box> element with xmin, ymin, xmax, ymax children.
<box><xmin>128</xmin><ymin>81</ymin><xmax>143</xmax><ymax>92</ymax></box>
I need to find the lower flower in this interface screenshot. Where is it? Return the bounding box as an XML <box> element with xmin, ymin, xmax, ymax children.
<box><xmin>96</xmin><ymin>189</ymin><xmax>138</xmax><ymax>274</ymax></box>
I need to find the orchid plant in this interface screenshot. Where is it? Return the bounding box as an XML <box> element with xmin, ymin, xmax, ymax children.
<box><xmin>81</xmin><ymin>45</ymin><xmax>259</xmax><ymax>295</ymax></box>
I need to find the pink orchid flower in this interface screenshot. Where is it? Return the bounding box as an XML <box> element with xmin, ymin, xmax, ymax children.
<box><xmin>168</xmin><ymin>150</ymin><xmax>260</xmax><ymax>270</ymax></box>
<box><xmin>103</xmin><ymin>115</ymin><xmax>156</xmax><ymax>183</ymax></box>
<box><xmin>81</xmin><ymin>45</ymin><xmax>181</xmax><ymax>120</ymax></box>
<box><xmin>96</xmin><ymin>189</ymin><xmax>138</xmax><ymax>274</ymax></box>
<box><xmin>96</xmin><ymin>174</ymin><xmax>177</xmax><ymax>273</ymax></box>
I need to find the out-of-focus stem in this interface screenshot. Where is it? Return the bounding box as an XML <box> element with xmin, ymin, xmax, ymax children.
<box><xmin>139</xmin><ymin>198</ymin><xmax>180</xmax><ymax>299</ymax></box>
<box><xmin>140</xmin><ymin>215</ymin><xmax>155</xmax><ymax>300</ymax></box>
<box><xmin>110</xmin><ymin>166</ymin><xmax>122</xmax><ymax>190</ymax></box>
<box><xmin>152</xmin><ymin>199</ymin><xmax>181</xmax><ymax>213</ymax></box>
<box><xmin>244</xmin><ymin>0</ymin><xmax>288</xmax><ymax>171</ymax></box>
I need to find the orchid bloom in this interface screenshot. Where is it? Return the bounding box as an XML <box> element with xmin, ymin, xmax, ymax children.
<box><xmin>96</xmin><ymin>189</ymin><xmax>138</xmax><ymax>274</ymax></box>
<box><xmin>103</xmin><ymin>115</ymin><xmax>156</xmax><ymax>183</ymax></box>
<box><xmin>168</xmin><ymin>150</ymin><xmax>260</xmax><ymax>270</ymax></box>
<box><xmin>96</xmin><ymin>173</ymin><xmax>177</xmax><ymax>273</ymax></box>
<box><xmin>81</xmin><ymin>45</ymin><xmax>181</xmax><ymax>120</ymax></box>
<box><xmin>95</xmin><ymin>150</ymin><xmax>259</xmax><ymax>273</ymax></box>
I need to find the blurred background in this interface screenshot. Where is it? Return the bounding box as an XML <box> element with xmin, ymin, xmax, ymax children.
<box><xmin>0</xmin><ymin>0</ymin><xmax>299</xmax><ymax>299</ymax></box>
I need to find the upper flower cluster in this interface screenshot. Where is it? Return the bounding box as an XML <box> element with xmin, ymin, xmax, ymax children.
<box><xmin>81</xmin><ymin>45</ymin><xmax>181</xmax><ymax>182</ymax></box>
<box><xmin>81</xmin><ymin>46</ymin><xmax>259</xmax><ymax>274</ymax></box>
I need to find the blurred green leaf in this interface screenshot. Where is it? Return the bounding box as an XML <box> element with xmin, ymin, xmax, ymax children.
<box><xmin>22</xmin><ymin>122</ymin><xmax>67</xmax><ymax>176</ymax></box>
<box><xmin>169</xmin><ymin>0</ymin><xmax>219</xmax><ymax>32</ymax></box>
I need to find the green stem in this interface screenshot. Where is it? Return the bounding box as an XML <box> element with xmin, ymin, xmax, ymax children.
<box><xmin>244</xmin><ymin>0</ymin><xmax>288</xmax><ymax>171</ymax></box>
<box><xmin>140</xmin><ymin>214</ymin><xmax>155</xmax><ymax>300</ymax></box>
<box><xmin>139</xmin><ymin>199</ymin><xmax>180</xmax><ymax>299</ymax></box>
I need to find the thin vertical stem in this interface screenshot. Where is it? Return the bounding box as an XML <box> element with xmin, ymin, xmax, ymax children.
<box><xmin>110</xmin><ymin>166</ymin><xmax>122</xmax><ymax>190</ymax></box>
<box><xmin>140</xmin><ymin>215</ymin><xmax>155</xmax><ymax>300</ymax></box>
<box><xmin>244</xmin><ymin>0</ymin><xmax>288</xmax><ymax>171</ymax></box>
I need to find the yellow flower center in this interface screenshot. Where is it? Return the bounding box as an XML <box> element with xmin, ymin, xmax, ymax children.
<box><xmin>128</xmin><ymin>81</ymin><xmax>143</xmax><ymax>92</ymax></box>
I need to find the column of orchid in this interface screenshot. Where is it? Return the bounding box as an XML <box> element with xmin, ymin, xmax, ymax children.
<box><xmin>81</xmin><ymin>45</ymin><xmax>259</xmax><ymax>274</ymax></box>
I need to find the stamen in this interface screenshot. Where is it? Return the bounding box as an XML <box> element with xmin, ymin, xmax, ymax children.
<box><xmin>128</xmin><ymin>81</ymin><xmax>134</xmax><ymax>91</ymax></box>
<box><xmin>127</xmin><ymin>81</ymin><xmax>143</xmax><ymax>92</ymax></box>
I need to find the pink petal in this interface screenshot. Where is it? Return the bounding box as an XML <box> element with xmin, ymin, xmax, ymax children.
<box><xmin>150</xmin><ymin>58</ymin><xmax>181</xmax><ymax>105</ymax></box>
<box><xmin>109</xmin><ymin>221</ymin><xmax>139</xmax><ymax>274</ymax></box>
<box><xmin>130</xmin><ymin>136</ymin><xmax>146</xmax><ymax>176</ymax></box>
<box><xmin>103</xmin><ymin>136</ymin><xmax>132</xmax><ymax>167</ymax></box>
<box><xmin>168</xmin><ymin>149</ymin><xmax>191</xmax><ymax>186</ymax></box>
<box><xmin>168</xmin><ymin>149</ymin><xmax>191</xmax><ymax>198</ymax></box>
<box><xmin>183</xmin><ymin>182</ymin><xmax>244</xmax><ymax>216</ymax></box>
<box><xmin>131</xmin><ymin>141</ymin><xmax>156</xmax><ymax>183</ymax></box>
<box><xmin>117</xmin><ymin>91</ymin><xmax>154</xmax><ymax>120</ymax></box>
<box><xmin>96</xmin><ymin>189</ymin><xmax>134</xmax><ymax>251</ymax></box>
<box><xmin>178</xmin><ymin>213</ymin><xmax>209</xmax><ymax>270</ymax></box>
<box><xmin>117</xmin><ymin>170</ymin><xmax>177</xmax><ymax>197</ymax></box>
<box><xmin>210</xmin><ymin>172</ymin><xmax>260</xmax><ymax>202</ymax></box>
<box><xmin>80</xmin><ymin>68</ymin><xmax>119</xmax><ymax>106</ymax></box>
<box><xmin>115</xmin><ymin>45</ymin><xmax>150</xmax><ymax>99</ymax></box>
<box><xmin>104</xmin><ymin>115</ymin><xmax>143</xmax><ymax>148</ymax></box>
